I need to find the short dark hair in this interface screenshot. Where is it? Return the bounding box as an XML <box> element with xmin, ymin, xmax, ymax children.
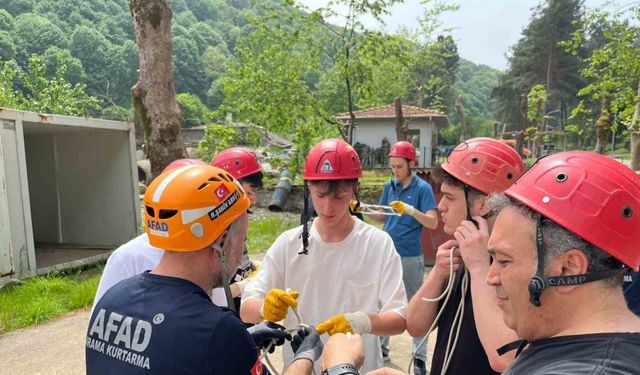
<box><xmin>488</xmin><ymin>193</ymin><xmax>625</xmax><ymax>288</ymax></box>
<box><xmin>432</xmin><ymin>165</ymin><xmax>484</xmax><ymax>201</ymax></box>
<box><xmin>307</xmin><ymin>179</ymin><xmax>358</xmax><ymax>195</ymax></box>
<box><xmin>240</xmin><ymin>171</ymin><xmax>263</xmax><ymax>189</ymax></box>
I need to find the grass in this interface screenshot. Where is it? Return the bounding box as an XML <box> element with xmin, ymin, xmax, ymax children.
<box><xmin>0</xmin><ymin>213</ymin><xmax>297</xmax><ymax>334</ymax></box>
<box><xmin>247</xmin><ymin>215</ymin><xmax>298</xmax><ymax>254</ymax></box>
<box><xmin>0</xmin><ymin>268</ymin><xmax>101</xmax><ymax>335</ymax></box>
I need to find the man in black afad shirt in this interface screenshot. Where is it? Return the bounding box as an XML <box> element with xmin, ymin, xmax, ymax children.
<box><xmin>401</xmin><ymin>138</ymin><xmax>525</xmax><ymax>375</ymax></box>
<box><xmin>86</xmin><ymin>165</ymin><xmax>318</xmax><ymax>375</ymax></box>
<box><xmin>485</xmin><ymin>152</ymin><xmax>640</xmax><ymax>374</ymax></box>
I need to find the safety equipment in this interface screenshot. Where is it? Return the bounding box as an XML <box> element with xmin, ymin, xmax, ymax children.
<box><xmin>389</xmin><ymin>141</ymin><xmax>417</xmax><ymax>161</ymax></box>
<box><xmin>291</xmin><ymin>327</ymin><xmax>324</xmax><ymax>363</ymax></box>
<box><xmin>247</xmin><ymin>322</ymin><xmax>291</xmax><ymax>353</ymax></box>
<box><xmin>316</xmin><ymin>312</ymin><xmax>371</xmax><ymax>335</ymax></box>
<box><xmin>442</xmin><ymin>137</ymin><xmax>525</xmax><ymax>194</ymax></box>
<box><xmin>505</xmin><ymin>151</ymin><xmax>640</xmax><ymax>270</ymax></box>
<box><xmin>262</xmin><ymin>288</ymin><xmax>299</xmax><ymax>322</ymax></box>
<box><xmin>162</xmin><ymin>158</ymin><xmax>206</xmax><ymax>173</ymax></box>
<box><xmin>390</xmin><ymin>200</ymin><xmax>415</xmax><ymax>216</ymax></box>
<box><xmin>211</xmin><ymin>147</ymin><xmax>262</xmax><ymax>180</ymax></box>
<box><xmin>304</xmin><ymin>139</ymin><xmax>362</xmax><ymax>180</ymax></box>
<box><xmin>144</xmin><ymin>165</ymin><xmax>250</xmax><ymax>251</ymax></box>
<box><xmin>349</xmin><ymin>199</ymin><xmax>366</xmax><ymax>213</ymax></box>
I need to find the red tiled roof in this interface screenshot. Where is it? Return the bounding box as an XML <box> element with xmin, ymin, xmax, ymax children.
<box><xmin>336</xmin><ymin>104</ymin><xmax>446</xmax><ymax>120</ymax></box>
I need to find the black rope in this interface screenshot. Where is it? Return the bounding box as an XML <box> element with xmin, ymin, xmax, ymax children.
<box><xmin>299</xmin><ymin>182</ymin><xmax>309</xmax><ymax>255</ymax></box>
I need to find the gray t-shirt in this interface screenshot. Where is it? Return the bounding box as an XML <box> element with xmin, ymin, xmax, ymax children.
<box><xmin>503</xmin><ymin>333</ymin><xmax>640</xmax><ymax>375</ymax></box>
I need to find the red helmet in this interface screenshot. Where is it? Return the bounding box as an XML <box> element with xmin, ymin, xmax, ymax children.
<box><xmin>304</xmin><ymin>139</ymin><xmax>362</xmax><ymax>180</ymax></box>
<box><xmin>442</xmin><ymin>137</ymin><xmax>525</xmax><ymax>194</ymax></box>
<box><xmin>211</xmin><ymin>147</ymin><xmax>262</xmax><ymax>180</ymax></box>
<box><xmin>162</xmin><ymin>158</ymin><xmax>206</xmax><ymax>174</ymax></box>
<box><xmin>505</xmin><ymin>151</ymin><xmax>640</xmax><ymax>269</ymax></box>
<box><xmin>389</xmin><ymin>141</ymin><xmax>416</xmax><ymax>161</ymax></box>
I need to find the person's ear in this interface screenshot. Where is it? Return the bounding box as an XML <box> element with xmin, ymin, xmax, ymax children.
<box><xmin>475</xmin><ymin>195</ymin><xmax>491</xmax><ymax>217</ymax></box>
<box><xmin>553</xmin><ymin>249</ymin><xmax>590</xmax><ymax>295</ymax></box>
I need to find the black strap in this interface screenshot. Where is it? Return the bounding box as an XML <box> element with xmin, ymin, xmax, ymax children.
<box><xmin>497</xmin><ymin>339</ymin><xmax>526</xmax><ymax>356</ymax></box>
<box><xmin>529</xmin><ymin>216</ymin><xmax>626</xmax><ymax>306</ymax></box>
<box><xmin>299</xmin><ymin>183</ymin><xmax>309</xmax><ymax>255</ymax></box>
<box><xmin>545</xmin><ymin>270</ymin><xmax>625</xmax><ymax>286</ymax></box>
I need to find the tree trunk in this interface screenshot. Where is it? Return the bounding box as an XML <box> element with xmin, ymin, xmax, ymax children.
<box><xmin>130</xmin><ymin>0</ymin><xmax>186</xmax><ymax>178</ymax></box>
<box><xmin>394</xmin><ymin>97</ymin><xmax>406</xmax><ymax>141</ymax></box>
<box><xmin>594</xmin><ymin>97</ymin><xmax>610</xmax><ymax>155</ymax></box>
<box><xmin>455</xmin><ymin>95</ymin><xmax>465</xmax><ymax>142</ymax></box>
<box><xmin>630</xmin><ymin>82</ymin><xmax>640</xmax><ymax>171</ymax></box>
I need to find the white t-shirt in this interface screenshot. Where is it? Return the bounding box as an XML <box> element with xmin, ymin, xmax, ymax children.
<box><xmin>93</xmin><ymin>234</ymin><xmax>229</xmax><ymax>308</ymax></box>
<box><xmin>242</xmin><ymin>218</ymin><xmax>407</xmax><ymax>374</ymax></box>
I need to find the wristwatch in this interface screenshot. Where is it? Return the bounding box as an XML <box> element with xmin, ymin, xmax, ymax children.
<box><xmin>321</xmin><ymin>363</ymin><xmax>360</xmax><ymax>375</ymax></box>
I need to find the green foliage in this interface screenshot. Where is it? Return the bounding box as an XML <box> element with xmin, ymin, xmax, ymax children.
<box><xmin>0</xmin><ymin>55</ymin><xmax>99</xmax><ymax>116</ymax></box>
<box><xmin>246</xmin><ymin>214</ymin><xmax>298</xmax><ymax>254</ymax></box>
<box><xmin>0</xmin><ymin>270</ymin><xmax>101</xmax><ymax>334</ymax></box>
<box><xmin>454</xmin><ymin>59</ymin><xmax>499</xmax><ymax>119</ymax></box>
<box><xmin>0</xmin><ymin>61</ymin><xmax>20</xmax><ymax>108</ymax></box>
<box><xmin>177</xmin><ymin>93</ymin><xmax>209</xmax><ymax>128</ymax></box>
<box><xmin>493</xmin><ymin>0</ymin><xmax>586</xmax><ymax>129</ymax></box>
<box><xmin>527</xmin><ymin>84</ymin><xmax>547</xmax><ymax>124</ymax></box>
<box><xmin>13</xmin><ymin>13</ymin><xmax>68</xmax><ymax>62</ymax></box>
<box><xmin>195</xmin><ymin>123</ymin><xmax>241</xmax><ymax>162</ymax></box>
<box><xmin>562</xmin><ymin>8</ymin><xmax>640</xmax><ymax>136</ymax></box>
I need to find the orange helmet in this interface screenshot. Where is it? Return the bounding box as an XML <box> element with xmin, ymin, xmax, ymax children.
<box><xmin>144</xmin><ymin>165</ymin><xmax>250</xmax><ymax>251</ymax></box>
<box><xmin>211</xmin><ymin>147</ymin><xmax>262</xmax><ymax>180</ymax></box>
<box><xmin>389</xmin><ymin>141</ymin><xmax>416</xmax><ymax>161</ymax></box>
<box><xmin>506</xmin><ymin>152</ymin><xmax>640</xmax><ymax>269</ymax></box>
<box><xmin>304</xmin><ymin>139</ymin><xmax>362</xmax><ymax>180</ymax></box>
<box><xmin>442</xmin><ymin>137</ymin><xmax>525</xmax><ymax>194</ymax></box>
<box><xmin>162</xmin><ymin>158</ymin><xmax>206</xmax><ymax>174</ymax></box>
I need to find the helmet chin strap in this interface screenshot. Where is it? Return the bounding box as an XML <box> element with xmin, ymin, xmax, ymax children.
<box><xmin>528</xmin><ymin>216</ymin><xmax>625</xmax><ymax>307</ymax></box>
<box><xmin>213</xmin><ymin>242</ymin><xmax>237</xmax><ymax>314</ymax></box>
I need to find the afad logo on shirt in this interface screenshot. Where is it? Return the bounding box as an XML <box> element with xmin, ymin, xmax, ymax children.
<box><xmin>320</xmin><ymin>159</ymin><xmax>334</xmax><ymax>173</ymax></box>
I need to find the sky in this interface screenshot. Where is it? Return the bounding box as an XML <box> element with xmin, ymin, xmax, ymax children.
<box><xmin>297</xmin><ymin>0</ymin><xmax>623</xmax><ymax>71</ymax></box>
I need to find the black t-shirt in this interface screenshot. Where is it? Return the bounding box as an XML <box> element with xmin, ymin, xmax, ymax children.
<box><xmin>86</xmin><ymin>272</ymin><xmax>259</xmax><ymax>374</ymax></box>
<box><xmin>430</xmin><ymin>268</ymin><xmax>499</xmax><ymax>375</ymax></box>
<box><xmin>503</xmin><ymin>333</ymin><xmax>640</xmax><ymax>375</ymax></box>
<box><xmin>624</xmin><ymin>271</ymin><xmax>640</xmax><ymax>316</ymax></box>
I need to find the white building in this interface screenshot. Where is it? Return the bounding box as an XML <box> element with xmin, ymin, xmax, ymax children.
<box><xmin>337</xmin><ymin>104</ymin><xmax>448</xmax><ymax>168</ymax></box>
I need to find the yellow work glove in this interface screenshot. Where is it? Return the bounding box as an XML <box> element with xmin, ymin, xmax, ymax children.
<box><xmin>390</xmin><ymin>200</ymin><xmax>415</xmax><ymax>216</ymax></box>
<box><xmin>246</xmin><ymin>260</ymin><xmax>262</xmax><ymax>280</ymax></box>
<box><xmin>316</xmin><ymin>312</ymin><xmax>371</xmax><ymax>335</ymax></box>
<box><xmin>349</xmin><ymin>199</ymin><xmax>366</xmax><ymax>213</ymax></box>
<box><xmin>262</xmin><ymin>288</ymin><xmax>299</xmax><ymax>322</ymax></box>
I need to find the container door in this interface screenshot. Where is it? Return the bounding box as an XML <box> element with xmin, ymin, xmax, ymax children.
<box><xmin>0</xmin><ymin>137</ymin><xmax>14</xmax><ymax>277</ymax></box>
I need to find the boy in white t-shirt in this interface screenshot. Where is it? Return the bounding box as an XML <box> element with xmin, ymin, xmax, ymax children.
<box><xmin>241</xmin><ymin>139</ymin><xmax>407</xmax><ymax>374</ymax></box>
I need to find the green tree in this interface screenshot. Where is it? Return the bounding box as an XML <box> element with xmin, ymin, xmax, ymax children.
<box><xmin>69</xmin><ymin>26</ymin><xmax>111</xmax><ymax>96</ymax></box>
<box><xmin>562</xmin><ymin>6</ymin><xmax>640</xmax><ymax>167</ymax></box>
<box><xmin>0</xmin><ymin>61</ymin><xmax>21</xmax><ymax>108</ymax></box>
<box><xmin>3</xmin><ymin>0</ymin><xmax>33</xmax><ymax>16</ymax></box>
<box><xmin>19</xmin><ymin>55</ymin><xmax>99</xmax><ymax>116</ymax></box>
<box><xmin>13</xmin><ymin>14</ymin><xmax>68</xmax><ymax>63</ymax></box>
<box><xmin>0</xmin><ymin>55</ymin><xmax>98</xmax><ymax>116</ymax></box>
<box><xmin>0</xmin><ymin>9</ymin><xmax>16</xmax><ymax>33</ymax></box>
<box><xmin>195</xmin><ymin>123</ymin><xmax>240</xmax><ymax>162</ymax></box>
<box><xmin>493</xmin><ymin>0</ymin><xmax>586</xmax><ymax>130</ymax></box>
<box><xmin>0</xmin><ymin>31</ymin><xmax>16</xmax><ymax>61</ymax></box>
<box><xmin>42</xmin><ymin>47</ymin><xmax>86</xmax><ymax>85</ymax></box>
<box><xmin>177</xmin><ymin>93</ymin><xmax>209</xmax><ymax>128</ymax></box>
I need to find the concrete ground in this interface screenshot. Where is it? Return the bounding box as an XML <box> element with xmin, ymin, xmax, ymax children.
<box><xmin>0</xmin><ymin>307</ymin><xmax>435</xmax><ymax>374</ymax></box>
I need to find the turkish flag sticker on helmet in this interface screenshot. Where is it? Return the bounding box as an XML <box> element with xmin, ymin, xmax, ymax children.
<box><xmin>215</xmin><ymin>184</ymin><xmax>230</xmax><ymax>200</ymax></box>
